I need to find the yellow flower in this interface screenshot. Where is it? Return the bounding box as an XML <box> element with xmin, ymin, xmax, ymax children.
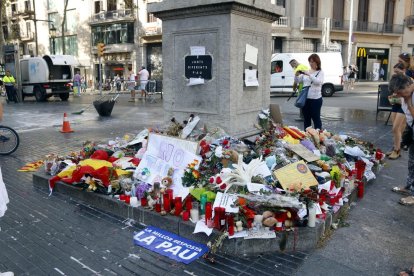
<box><xmin>192</xmin><ymin>170</ymin><xmax>200</xmax><ymax>179</ymax></box>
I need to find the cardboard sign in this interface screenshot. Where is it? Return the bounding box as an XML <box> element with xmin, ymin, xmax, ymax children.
<box><xmin>147</xmin><ymin>133</ymin><xmax>198</xmax><ymax>155</ymax></box>
<box><xmin>135</xmin><ymin>133</ymin><xmax>201</xmax><ymax>185</ymax></box>
<box><xmin>288</xmin><ymin>144</ymin><xmax>319</xmax><ymax>162</ymax></box>
<box><xmin>133</xmin><ymin>226</ymin><xmax>209</xmax><ymax>264</ymax></box>
<box><xmin>273</xmin><ymin>160</ymin><xmax>318</xmax><ymax>191</ymax></box>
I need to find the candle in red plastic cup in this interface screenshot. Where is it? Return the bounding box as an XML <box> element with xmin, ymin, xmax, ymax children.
<box><xmin>185</xmin><ymin>196</ymin><xmax>192</xmax><ymax>210</ymax></box>
<box><xmin>226</xmin><ymin>213</ymin><xmax>234</xmax><ymax>236</ymax></box>
<box><xmin>214</xmin><ymin>207</ymin><xmax>221</xmax><ymax>229</ymax></box>
<box><xmin>124</xmin><ymin>195</ymin><xmax>131</xmax><ymax>204</ymax></box>
<box><xmin>182</xmin><ymin>211</ymin><xmax>190</xmax><ymax>221</ymax></box>
<box><xmin>357</xmin><ymin>181</ymin><xmax>364</xmax><ymax>199</ymax></box>
<box><xmin>355</xmin><ymin>160</ymin><xmax>366</xmax><ymax>180</ymax></box>
<box><xmin>174</xmin><ymin>200</ymin><xmax>182</xmax><ymax>216</ymax></box>
<box><xmin>119</xmin><ymin>194</ymin><xmax>126</xmax><ymax>201</ymax></box>
<box><xmin>141</xmin><ymin>197</ymin><xmax>148</xmax><ymax>206</ymax></box>
<box><xmin>205</xmin><ymin>202</ymin><xmax>212</xmax><ymax>225</ymax></box>
<box><xmin>163</xmin><ymin>193</ymin><xmax>171</xmax><ymax>212</ymax></box>
<box><xmin>167</xmin><ymin>189</ymin><xmax>174</xmax><ymax>207</ymax></box>
<box><xmin>155</xmin><ymin>203</ymin><xmax>161</xmax><ymax>212</ymax></box>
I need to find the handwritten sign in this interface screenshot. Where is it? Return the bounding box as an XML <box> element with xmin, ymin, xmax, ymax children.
<box><xmin>244</xmin><ymin>229</ymin><xmax>276</xmax><ymax>240</ymax></box>
<box><xmin>133</xmin><ymin>226</ymin><xmax>209</xmax><ymax>264</ymax></box>
<box><xmin>213</xmin><ymin>192</ymin><xmax>239</xmax><ymax>213</ymax></box>
<box><xmin>288</xmin><ymin>144</ymin><xmax>319</xmax><ymax>162</ymax></box>
<box><xmin>273</xmin><ymin>160</ymin><xmax>318</xmax><ymax>191</ymax></box>
<box><xmin>135</xmin><ymin>134</ymin><xmax>201</xmax><ymax>184</ymax></box>
<box><xmin>147</xmin><ymin>133</ymin><xmax>198</xmax><ymax>155</ymax></box>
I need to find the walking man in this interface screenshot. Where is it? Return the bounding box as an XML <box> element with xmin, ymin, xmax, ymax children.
<box><xmin>3</xmin><ymin>71</ymin><xmax>17</xmax><ymax>103</ymax></box>
<box><xmin>127</xmin><ymin>68</ymin><xmax>136</xmax><ymax>102</ymax></box>
<box><xmin>138</xmin><ymin>66</ymin><xmax>149</xmax><ymax>99</ymax></box>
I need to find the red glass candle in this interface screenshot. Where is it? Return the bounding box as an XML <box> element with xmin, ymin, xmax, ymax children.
<box><xmin>357</xmin><ymin>180</ymin><xmax>364</xmax><ymax>199</ymax></box>
<box><xmin>155</xmin><ymin>203</ymin><xmax>161</xmax><ymax>212</ymax></box>
<box><xmin>163</xmin><ymin>193</ymin><xmax>171</xmax><ymax>212</ymax></box>
<box><xmin>185</xmin><ymin>196</ymin><xmax>192</xmax><ymax>210</ymax></box>
<box><xmin>219</xmin><ymin>207</ymin><xmax>226</xmax><ymax>229</ymax></box>
<box><xmin>141</xmin><ymin>197</ymin><xmax>148</xmax><ymax>206</ymax></box>
<box><xmin>182</xmin><ymin>211</ymin><xmax>190</xmax><ymax>221</ymax></box>
<box><xmin>375</xmin><ymin>149</ymin><xmax>383</xmax><ymax>160</ymax></box>
<box><xmin>226</xmin><ymin>213</ymin><xmax>234</xmax><ymax>236</ymax></box>
<box><xmin>174</xmin><ymin>200</ymin><xmax>183</xmax><ymax>216</ymax></box>
<box><xmin>355</xmin><ymin>160</ymin><xmax>366</xmax><ymax>180</ymax></box>
<box><xmin>214</xmin><ymin>207</ymin><xmax>221</xmax><ymax>230</ymax></box>
<box><xmin>167</xmin><ymin>189</ymin><xmax>174</xmax><ymax>209</ymax></box>
<box><xmin>119</xmin><ymin>194</ymin><xmax>126</xmax><ymax>201</ymax></box>
<box><xmin>124</xmin><ymin>195</ymin><xmax>130</xmax><ymax>204</ymax></box>
<box><xmin>205</xmin><ymin>202</ymin><xmax>212</xmax><ymax>225</ymax></box>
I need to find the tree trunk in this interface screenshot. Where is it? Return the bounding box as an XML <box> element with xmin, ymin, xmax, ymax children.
<box><xmin>61</xmin><ymin>0</ymin><xmax>69</xmax><ymax>54</ymax></box>
<box><xmin>0</xmin><ymin>1</ymin><xmax>7</xmax><ymax>62</ymax></box>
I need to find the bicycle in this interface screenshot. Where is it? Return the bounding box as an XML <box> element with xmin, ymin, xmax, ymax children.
<box><xmin>0</xmin><ymin>125</ymin><xmax>19</xmax><ymax>155</ymax></box>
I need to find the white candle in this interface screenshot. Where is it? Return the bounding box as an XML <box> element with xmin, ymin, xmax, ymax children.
<box><xmin>190</xmin><ymin>209</ymin><xmax>199</xmax><ymax>222</ymax></box>
<box><xmin>130</xmin><ymin>197</ymin><xmax>139</xmax><ymax>207</ymax></box>
<box><xmin>308</xmin><ymin>205</ymin><xmax>316</xmax><ymax>227</ymax></box>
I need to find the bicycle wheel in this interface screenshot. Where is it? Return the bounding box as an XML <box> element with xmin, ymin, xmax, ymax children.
<box><xmin>0</xmin><ymin>126</ymin><xmax>19</xmax><ymax>155</ymax></box>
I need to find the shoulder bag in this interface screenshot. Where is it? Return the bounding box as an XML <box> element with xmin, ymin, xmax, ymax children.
<box><xmin>295</xmin><ymin>71</ymin><xmax>320</xmax><ymax>109</ymax></box>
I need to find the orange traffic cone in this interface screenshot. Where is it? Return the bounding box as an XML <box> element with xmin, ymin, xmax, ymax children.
<box><xmin>60</xmin><ymin>112</ymin><xmax>74</xmax><ymax>133</ymax></box>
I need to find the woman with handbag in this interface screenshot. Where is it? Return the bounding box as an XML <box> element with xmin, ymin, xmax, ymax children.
<box><xmin>296</xmin><ymin>54</ymin><xmax>324</xmax><ymax>130</ymax></box>
<box><xmin>389</xmin><ymin>73</ymin><xmax>414</xmax><ymax>206</ymax></box>
<box><xmin>386</xmin><ymin>63</ymin><xmax>409</xmax><ymax>159</ymax></box>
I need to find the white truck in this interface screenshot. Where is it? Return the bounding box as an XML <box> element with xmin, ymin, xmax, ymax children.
<box><xmin>270</xmin><ymin>52</ymin><xmax>344</xmax><ymax>97</ymax></box>
<box><xmin>20</xmin><ymin>55</ymin><xmax>76</xmax><ymax>102</ymax></box>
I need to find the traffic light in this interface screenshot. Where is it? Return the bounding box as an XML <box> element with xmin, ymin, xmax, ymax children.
<box><xmin>97</xmin><ymin>43</ymin><xmax>105</xmax><ymax>57</ymax></box>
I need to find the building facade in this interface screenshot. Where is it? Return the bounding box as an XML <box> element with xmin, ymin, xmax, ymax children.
<box><xmin>3</xmin><ymin>0</ymin><xmax>414</xmax><ymax>84</ymax></box>
<box><xmin>2</xmin><ymin>0</ymin><xmax>163</xmax><ymax>87</ymax></box>
<box><xmin>272</xmin><ymin>0</ymin><xmax>413</xmax><ymax>81</ymax></box>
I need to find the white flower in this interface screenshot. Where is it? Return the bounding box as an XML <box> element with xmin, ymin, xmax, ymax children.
<box><xmin>215</xmin><ymin>146</ymin><xmax>223</xmax><ymax>158</ymax></box>
<box><xmin>258</xmin><ymin>113</ymin><xmax>267</xmax><ymax>119</ymax></box>
<box><xmin>262</xmin><ymin>109</ymin><xmax>270</xmax><ymax>116</ymax></box>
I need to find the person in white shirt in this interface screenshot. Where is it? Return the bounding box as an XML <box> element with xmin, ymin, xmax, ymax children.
<box><xmin>127</xmin><ymin>68</ymin><xmax>136</xmax><ymax>102</ymax></box>
<box><xmin>296</xmin><ymin>53</ymin><xmax>324</xmax><ymax>130</ymax></box>
<box><xmin>389</xmin><ymin>73</ymin><xmax>414</xmax><ymax>206</ymax></box>
<box><xmin>138</xmin><ymin>66</ymin><xmax>150</xmax><ymax>98</ymax></box>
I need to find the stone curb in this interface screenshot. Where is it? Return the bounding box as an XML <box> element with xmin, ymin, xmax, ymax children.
<box><xmin>32</xmin><ymin>172</ymin><xmax>370</xmax><ymax>256</ymax></box>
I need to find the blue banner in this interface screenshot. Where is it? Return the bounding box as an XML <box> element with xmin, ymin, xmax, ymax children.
<box><xmin>133</xmin><ymin>226</ymin><xmax>209</xmax><ymax>264</ymax></box>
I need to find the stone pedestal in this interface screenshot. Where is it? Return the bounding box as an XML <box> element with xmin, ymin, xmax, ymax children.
<box><xmin>149</xmin><ymin>0</ymin><xmax>282</xmax><ymax>137</ymax></box>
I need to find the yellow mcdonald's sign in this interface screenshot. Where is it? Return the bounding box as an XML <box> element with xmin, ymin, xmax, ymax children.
<box><xmin>357</xmin><ymin>47</ymin><xmax>367</xmax><ymax>58</ymax></box>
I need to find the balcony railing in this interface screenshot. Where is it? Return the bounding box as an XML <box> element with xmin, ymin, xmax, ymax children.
<box><xmin>90</xmin><ymin>9</ymin><xmax>134</xmax><ymax>23</ymax></box>
<box><xmin>272</xmin><ymin>17</ymin><xmax>289</xmax><ymax>28</ymax></box>
<box><xmin>11</xmin><ymin>8</ymin><xmax>34</xmax><ymax>17</ymax></box>
<box><xmin>301</xmin><ymin>17</ymin><xmax>403</xmax><ymax>34</ymax></box>
<box><xmin>406</xmin><ymin>15</ymin><xmax>414</xmax><ymax>27</ymax></box>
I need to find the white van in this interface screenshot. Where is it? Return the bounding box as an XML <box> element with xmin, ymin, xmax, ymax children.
<box><xmin>270</xmin><ymin>52</ymin><xmax>344</xmax><ymax>97</ymax></box>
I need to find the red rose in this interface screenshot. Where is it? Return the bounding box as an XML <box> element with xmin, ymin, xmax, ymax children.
<box><xmin>216</xmin><ymin>176</ymin><xmax>222</xmax><ymax>184</ymax></box>
<box><xmin>219</xmin><ymin>183</ymin><xmax>227</xmax><ymax>190</ymax></box>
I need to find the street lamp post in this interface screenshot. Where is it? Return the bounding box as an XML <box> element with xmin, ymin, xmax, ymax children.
<box><xmin>50</xmin><ymin>24</ymin><xmax>56</xmax><ymax>55</ymax></box>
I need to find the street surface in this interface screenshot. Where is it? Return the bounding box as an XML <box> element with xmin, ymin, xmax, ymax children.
<box><xmin>0</xmin><ymin>82</ymin><xmax>413</xmax><ymax>275</ymax></box>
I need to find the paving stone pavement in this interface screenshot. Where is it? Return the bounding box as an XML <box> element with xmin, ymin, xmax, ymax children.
<box><xmin>0</xmin><ymin>92</ymin><xmax>412</xmax><ymax>275</ymax></box>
